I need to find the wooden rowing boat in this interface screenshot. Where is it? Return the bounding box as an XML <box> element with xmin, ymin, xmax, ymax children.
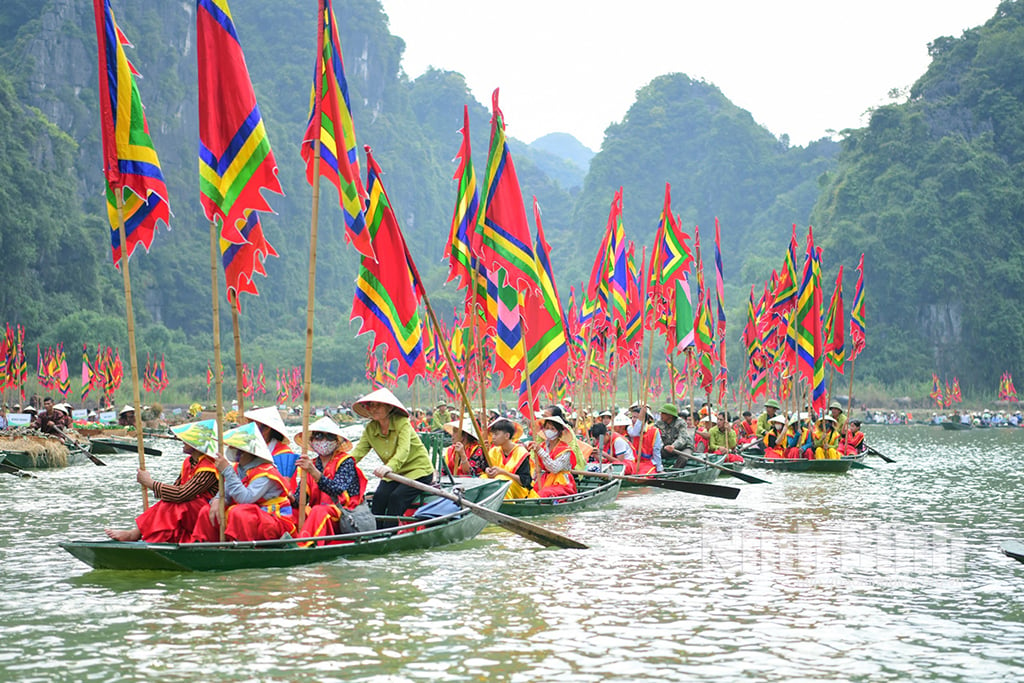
<box><xmin>615</xmin><ymin>454</ymin><xmax>725</xmax><ymax>487</ymax></box>
<box><xmin>742</xmin><ymin>453</ymin><xmax>854</xmax><ymax>473</ymax></box>
<box><xmin>59</xmin><ymin>478</ymin><xmax>511</xmax><ymax>572</ymax></box>
<box><xmin>940</xmin><ymin>421</ymin><xmax>972</xmax><ymax>431</ymax></box>
<box><xmin>498</xmin><ymin>466</ymin><xmax>622</xmax><ymax>517</ymax></box>
<box><xmin>87</xmin><ymin>437</ymin><xmax>162</xmax><ymax>457</ymax></box>
<box><xmin>1001</xmin><ymin>540</ymin><xmax>1024</xmax><ymax>565</ymax></box>
<box><xmin>0</xmin><ymin>434</ymin><xmax>88</xmax><ymax>469</ymax></box>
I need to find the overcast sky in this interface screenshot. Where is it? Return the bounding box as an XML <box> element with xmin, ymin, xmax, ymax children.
<box><xmin>379</xmin><ymin>0</ymin><xmax>1002</xmax><ymax>151</ymax></box>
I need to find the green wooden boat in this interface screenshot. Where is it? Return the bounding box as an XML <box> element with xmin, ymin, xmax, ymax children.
<box><xmin>1001</xmin><ymin>540</ymin><xmax>1024</xmax><ymax>565</ymax></box>
<box><xmin>618</xmin><ymin>454</ymin><xmax>725</xmax><ymax>488</ymax></box>
<box><xmin>87</xmin><ymin>437</ymin><xmax>162</xmax><ymax>457</ymax></box>
<box><xmin>742</xmin><ymin>453</ymin><xmax>853</xmax><ymax>473</ymax></box>
<box><xmin>1</xmin><ymin>435</ymin><xmax>91</xmax><ymax>469</ymax></box>
<box><xmin>498</xmin><ymin>468</ymin><xmax>621</xmax><ymax>517</ymax></box>
<box><xmin>59</xmin><ymin>479</ymin><xmax>511</xmax><ymax>572</ymax></box>
<box><xmin>940</xmin><ymin>421</ymin><xmax>973</xmax><ymax>431</ymax></box>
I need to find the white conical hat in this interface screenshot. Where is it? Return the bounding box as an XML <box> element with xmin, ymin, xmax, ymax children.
<box><xmin>293</xmin><ymin>416</ymin><xmax>352</xmax><ymax>452</ymax></box>
<box><xmin>442</xmin><ymin>418</ymin><xmax>478</xmax><ymax>441</ymax></box>
<box><xmin>244</xmin><ymin>406</ymin><xmax>288</xmax><ymax>437</ymax></box>
<box><xmin>119</xmin><ymin>404</ymin><xmax>135</xmax><ymax>415</ymax></box>
<box><xmin>352</xmin><ymin>388</ymin><xmax>409</xmax><ymax>419</ymax></box>
<box><xmin>221</xmin><ymin>422</ymin><xmax>273</xmax><ymax>462</ymax></box>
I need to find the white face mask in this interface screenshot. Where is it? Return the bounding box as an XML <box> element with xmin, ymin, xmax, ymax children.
<box><xmin>311</xmin><ymin>438</ymin><xmax>337</xmax><ymax>456</ymax></box>
<box><xmin>543</xmin><ymin>428</ymin><xmax>559</xmax><ymax>441</ymax></box>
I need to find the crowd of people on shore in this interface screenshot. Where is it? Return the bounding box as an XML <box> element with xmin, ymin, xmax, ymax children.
<box><xmin>93</xmin><ymin>389</ymin><xmax>876</xmax><ymax>548</ymax></box>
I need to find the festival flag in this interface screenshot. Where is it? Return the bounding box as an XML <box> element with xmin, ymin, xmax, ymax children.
<box><xmin>221</xmin><ymin>210</ymin><xmax>279</xmax><ymax>310</ymax></box>
<box><xmin>619</xmin><ymin>241</ymin><xmax>644</xmax><ymax>363</ymax></box>
<box><xmin>674</xmin><ymin>276</ymin><xmax>695</xmax><ymax>351</ymax></box>
<box><xmin>93</xmin><ymin>0</ymin><xmax>170</xmax><ymax>267</ymax></box>
<box><xmin>849</xmin><ymin>253</ymin><xmax>866</xmax><ymax>360</ymax></box>
<box><xmin>81</xmin><ymin>344</ymin><xmax>94</xmax><ymax>401</ymax></box>
<box><xmin>475</xmin><ymin>89</ymin><xmax>539</xmax><ymax>293</ymax></box>
<box><xmin>823</xmin><ymin>265</ymin><xmax>845</xmax><ymax>372</ymax></box>
<box><xmin>445</xmin><ymin>105</ymin><xmax>481</xmax><ymax>291</ymax></box>
<box><xmin>349</xmin><ymin>148</ymin><xmax>426</xmax><ymax>384</ymax></box>
<box><xmin>492</xmin><ymin>268</ymin><xmax>525</xmax><ymax>390</ymax></box>
<box><xmin>795</xmin><ymin>229</ymin><xmax>825</xmax><ymax>412</ymax></box>
<box><xmin>714</xmin><ymin>219</ymin><xmax>727</xmax><ymax>402</ymax></box>
<box><xmin>197</xmin><ymin>0</ymin><xmax>283</xmax><ymax>245</ymax></box>
<box><xmin>520</xmin><ymin>198</ymin><xmax>569</xmax><ymax>404</ymax></box>
<box><xmin>648</xmin><ymin>184</ymin><xmax>693</xmax><ymax>299</ymax></box>
<box><xmin>771</xmin><ymin>226</ymin><xmax>799</xmax><ymax>311</ymax></box>
<box><xmin>951</xmin><ymin>377</ymin><xmax>962</xmax><ymax>403</ymax></box>
<box><xmin>930</xmin><ymin>373</ymin><xmax>943</xmax><ymax>407</ymax></box>
<box><xmin>303</xmin><ymin>0</ymin><xmax>370</xmax><ymax>258</ymax></box>
<box><xmin>608</xmin><ymin>202</ymin><xmax>629</xmax><ymax>333</ymax></box>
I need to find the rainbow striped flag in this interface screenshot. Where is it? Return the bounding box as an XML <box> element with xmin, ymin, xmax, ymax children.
<box><xmin>197</xmin><ymin>0</ymin><xmax>282</xmax><ymax>245</ymax></box>
<box><xmin>475</xmin><ymin>89</ymin><xmax>538</xmax><ymax>294</ymax></box>
<box><xmin>93</xmin><ymin>0</ymin><xmax>169</xmax><ymax>267</ymax></box>
<box><xmin>349</xmin><ymin>148</ymin><xmax>426</xmax><ymax>385</ymax></box>
<box><xmin>445</xmin><ymin>105</ymin><xmax>481</xmax><ymax>292</ymax></box>
<box><xmin>824</xmin><ymin>265</ymin><xmax>845</xmax><ymax>372</ymax></box>
<box><xmin>303</xmin><ymin>0</ymin><xmax>370</xmax><ymax>258</ymax></box>
<box><xmin>221</xmin><ymin>211</ymin><xmax>279</xmax><ymax>310</ymax></box>
<box><xmin>849</xmin><ymin>254</ymin><xmax>866</xmax><ymax>359</ymax></box>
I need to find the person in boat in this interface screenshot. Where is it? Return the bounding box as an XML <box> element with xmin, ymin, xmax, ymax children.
<box><xmin>762</xmin><ymin>415</ymin><xmax>789</xmax><ymax>458</ymax></box>
<box><xmin>245</xmin><ymin>406</ymin><xmax>300</xmax><ymax>487</ymax></box>
<box><xmin>693</xmin><ymin>413</ymin><xmax>714</xmax><ymax>453</ymax></box>
<box><xmin>827</xmin><ymin>401</ymin><xmax>848</xmax><ymax>435</ymax></box>
<box><xmin>527</xmin><ymin>415</ymin><xmax>579</xmax><ymax>497</ymax></box>
<box><xmin>190</xmin><ymin>422</ymin><xmax>296</xmax><ymax>543</ymax></box>
<box><xmin>838</xmin><ymin>419</ymin><xmax>865</xmax><ymax>455</ymax></box>
<box><xmin>481</xmin><ymin>418</ymin><xmax>535</xmax><ymax>499</ymax></box>
<box><xmin>756</xmin><ymin>399</ymin><xmax>782</xmax><ymax>438</ymax></box>
<box><xmin>785</xmin><ymin>413</ymin><xmax>815</xmax><ymax>459</ymax></box>
<box><xmin>350</xmin><ymin>388</ymin><xmax>436</xmax><ymax>527</ymax></box>
<box><xmin>813</xmin><ymin>415</ymin><xmax>842</xmax><ymax>459</ymax></box>
<box><xmin>627</xmin><ymin>405</ymin><xmax>663</xmax><ymax>474</ymax></box>
<box><xmin>538</xmin><ymin>404</ymin><xmax>589</xmax><ymax>471</ymax></box>
<box><xmin>588</xmin><ymin>410</ymin><xmax>612</xmax><ymax>451</ymax></box>
<box><xmin>430</xmin><ymin>402</ymin><xmax>452</xmax><ymax>431</ymax></box>
<box><xmin>104</xmin><ymin>420</ymin><xmax>220</xmax><ymax>543</ymax></box>
<box><xmin>441</xmin><ymin>417</ymin><xmax>487</xmax><ymax>476</ymax></box>
<box><xmin>707</xmin><ymin>412</ymin><xmax>739</xmax><ymax>455</ymax></box>
<box><xmin>32</xmin><ymin>397</ymin><xmax>72</xmax><ymax>434</ymax></box>
<box><xmin>117</xmin><ymin>404</ymin><xmax>136</xmax><ymax>427</ymax></box>
<box><xmin>737</xmin><ymin>411</ymin><xmax>758</xmax><ymax>444</ymax></box>
<box><xmin>409</xmin><ymin>409</ymin><xmax>427</xmax><ymax>432</ymax></box>
<box><xmin>654</xmin><ymin>402</ymin><xmax>684</xmax><ymax>469</ymax></box>
<box><xmin>605</xmin><ymin>414</ymin><xmax>639</xmax><ymax>474</ymax></box>
<box><xmin>292</xmin><ymin>416</ymin><xmax>374</xmax><ymax>543</ymax></box>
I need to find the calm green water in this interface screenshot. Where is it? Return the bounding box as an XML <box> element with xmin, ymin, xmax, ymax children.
<box><xmin>1</xmin><ymin>425</ymin><xmax>1023</xmax><ymax>682</ymax></box>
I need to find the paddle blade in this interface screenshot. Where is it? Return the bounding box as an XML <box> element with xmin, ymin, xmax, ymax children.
<box><xmin>625</xmin><ymin>476</ymin><xmax>741</xmax><ymax>499</ymax></box>
<box><xmin>721</xmin><ymin>468</ymin><xmax>771</xmax><ymax>485</ymax></box>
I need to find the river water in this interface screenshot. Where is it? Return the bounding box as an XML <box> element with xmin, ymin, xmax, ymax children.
<box><xmin>1</xmin><ymin>424</ymin><xmax>1022</xmax><ymax>682</ymax></box>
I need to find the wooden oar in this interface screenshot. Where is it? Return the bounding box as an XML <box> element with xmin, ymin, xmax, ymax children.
<box><xmin>384</xmin><ymin>472</ymin><xmax>587</xmax><ymax>549</ymax></box>
<box><xmin>575</xmin><ymin>469</ymin><xmax>740</xmax><ymax>499</ymax></box>
<box><xmin>681</xmin><ymin>453</ymin><xmax>772</xmax><ymax>485</ymax></box>
<box><xmin>90</xmin><ymin>437</ymin><xmax>162</xmax><ymax>458</ymax></box>
<box><xmin>865</xmin><ymin>445</ymin><xmax>895</xmax><ymax>463</ymax></box>
<box><xmin>56</xmin><ymin>428</ymin><xmax>106</xmax><ymax>466</ymax></box>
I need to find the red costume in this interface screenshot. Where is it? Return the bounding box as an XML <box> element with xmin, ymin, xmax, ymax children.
<box><xmin>190</xmin><ymin>462</ymin><xmax>295</xmax><ymax>542</ymax></box>
<box><xmin>136</xmin><ymin>453</ymin><xmax>218</xmax><ymax>543</ymax></box>
<box><xmin>295</xmin><ymin>452</ymin><xmax>368</xmax><ymax>543</ymax></box>
<box><xmin>533</xmin><ymin>440</ymin><xmax>579</xmax><ymax>497</ymax></box>
<box><xmin>630</xmin><ymin>427</ymin><xmax>659</xmax><ymax>475</ymax></box>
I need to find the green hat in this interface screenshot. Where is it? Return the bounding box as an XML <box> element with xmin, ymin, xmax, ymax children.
<box><xmin>170</xmin><ymin>419</ymin><xmax>220</xmax><ymax>458</ymax></box>
<box><xmin>764</xmin><ymin>399</ymin><xmax>781</xmax><ymax>410</ymax></box>
<box><xmin>829</xmin><ymin>401</ymin><xmax>843</xmax><ymax>412</ymax></box>
<box><xmin>658</xmin><ymin>402</ymin><xmax>679</xmax><ymax>418</ymax></box>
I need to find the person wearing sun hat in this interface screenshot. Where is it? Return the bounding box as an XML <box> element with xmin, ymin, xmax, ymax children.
<box><xmin>292</xmin><ymin>416</ymin><xmax>374</xmax><ymax>541</ymax></box>
<box><xmin>189</xmin><ymin>422</ymin><xmax>296</xmax><ymax>543</ymax></box>
<box><xmin>441</xmin><ymin>417</ymin><xmax>487</xmax><ymax>477</ymax></box>
<box><xmin>481</xmin><ymin>417</ymin><xmax>536</xmax><ymax>499</ymax></box>
<box><xmin>244</xmin><ymin>405</ymin><xmax>300</xmax><ymax>484</ymax></box>
<box><xmin>117</xmin><ymin>403</ymin><xmax>136</xmax><ymax>428</ymax></box>
<box><xmin>762</xmin><ymin>414</ymin><xmax>789</xmax><ymax>459</ymax></box>
<box><xmin>756</xmin><ymin>399</ymin><xmax>782</xmax><ymax>438</ymax></box>
<box><xmin>32</xmin><ymin>396</ymin><xmax>71</xmax><ymax>434</ymax></box>
<box><xmin>600</xmin><ymin>413</ymin><xmax>638</xmax><ymax>474</ymax></box>
<box><xmin>105</xmin><ymin>420</ymin><xmax>221</xmax><ymax>543</ymax></box>
<box><xmin>526</xmin><ymin>414</ymin><xmax>579</xmax><ymax>497</ymax></box>
<box><xmin>813</xmin><ymin>414</ymin><xmax>841</xmax><ymax>460</ymax></box>
<box><xmin>350</xmin><ymin>388</ymin><xmax>435</xmax><ymax>527</ymax></box>
<box><xmin>827</xmin><ymin>401</ymin><xmax>848</xmax><ymax>436</ymax></box>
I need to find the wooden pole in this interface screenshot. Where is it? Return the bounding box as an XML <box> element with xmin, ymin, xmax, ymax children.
<box><xmin>208</xmin><ymin>220</ymin><xmax>226</xmax><ymax>541</ymax></box>
<box><xmin>115</xmin><ymin>192</ymin><xmax>148</xmax><ymax>510</ymax></box>
<box><xmin>231</xmin><ymin>303</ymin><xmax>246</xmax><ymax>415</ymax></box>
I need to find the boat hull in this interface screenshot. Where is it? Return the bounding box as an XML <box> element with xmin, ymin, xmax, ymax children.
<box><xmin>743</xmin><ymin>454</ymin><xmax>853</xmax><ymax>473</ymax></box>
<box><xmin>940</xmin><ymin>422</ymin><xmax>973</xmax><ymax>431</ymax></box>
<box><xmin>498</xmin><ymin>472</ymin><xmax>620</xmax><ymax>517</ymax></box>
<box><xmin>618</xmin><ymin>455</ymin><xmax>724</xmax><ymax>487</ymax></box>
<box><xmin>60</xmin><ymin>479</ymin><xmax>510</xmax><ymax>572</ymax></box>
<box><xmin>1001</xmin><ymin>541</ymin><xmax>1024</xmax><ymax>565</ymax></box>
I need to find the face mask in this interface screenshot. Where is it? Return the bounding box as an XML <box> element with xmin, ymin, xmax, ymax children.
<box><xmin>311</xmin><ymin>438</ymin><xmax>337</xmax><ymax>456</ymax></box>
<box><xmin>543</xmin><ymin>428</ymin><xmax>558</xmax><ymax>441</ymax></box>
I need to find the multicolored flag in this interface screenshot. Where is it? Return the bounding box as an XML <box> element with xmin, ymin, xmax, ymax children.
<box><xmin>951</xmin><ymin>377</ymin><xmax>962</xmax><ymax>403</ymax></box>
<box><xmin>771</xmin><ymin>226</ymin><xmax>799</xmax><ymax>311</ymax></box>
<box><xmin>221</xmin><ymin>211</ymin><xmax>279</xmax><ymax>310</ymax></box>
<box><xmin>823</xmin><ymin>265</ymin><xmax>845</xmax><ymax>372</ymax></box>
<box><xmin>93</xmin><ymin>0</ymin><xmax>170</xmax><ymax>267</ymax></box>
<box><xmin>302</xmin><ymin>0</ymin><xmax>370</xmax><ymax>258</ymax></box>
<box><xmin>349</xmin><ymin>148</ymin><xmax>426</xmax><ymax>384</ymax></box>
<box><xmin>197</xmin><ymin>0</ymin><xmax>283</xmax><ymax>245</ymax></box>
<box><xmin>930</xmin><ymin>373</ymin><xmax>943</xmax><ymax>407</ymax></box>
<box><xmin>474</xmin><ymin>89</ymin><xmax>538</xmax><ymax>294</ymax></box>
<box><xmin>445</xmin><ymin>105</ymin><xmax>481</xmax><ymax>292</ymax></box>
<box><xmin>849</xmin><ymin>254</ymin><xmax>866</xmax><ymax>360</ymax></box>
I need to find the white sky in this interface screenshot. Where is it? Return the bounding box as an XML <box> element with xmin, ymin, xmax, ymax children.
<box><xmin>380</xmin><ymin>0</ymin><xmax>1002</xmax><ymax>150</ymax></box>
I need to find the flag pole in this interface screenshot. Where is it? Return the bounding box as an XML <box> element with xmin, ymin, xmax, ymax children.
<box><xmin>115</xmin><ymin>193</ymin><xmax>149</xmax><ymax>511</ymax></box>
<box><xmin>208</xmin><ymin>219</ymin><xmax>227</xmax><ymax>540</ymax></box>
<box><xmin>230</xmin><ymin>303</ymin><xmax>246</xmax><ymax>414</ymax></box>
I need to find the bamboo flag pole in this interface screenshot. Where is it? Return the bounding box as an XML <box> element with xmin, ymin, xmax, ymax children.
<box><xmin>231</xmin><ymin>303</ymin><xmax>246</xmax><ymax>415</ymax></box>
<box><xmin>115</xmin><ymin>193</ymin><xmax>148</xmax><ymax>510</ymax></box>
<box><xmin>208</xmin><ymin>220</ymin><xmax>227</xmax><ymax>541</ymax></box>
<box><xmin>297</xmin><ymin>2</ymin><xmax>330</xmax><ymax>532</ymax></box>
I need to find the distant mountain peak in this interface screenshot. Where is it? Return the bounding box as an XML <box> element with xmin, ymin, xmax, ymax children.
<box><xmin>528</xmin><ymin>133</ymin><xmax>595</xmax><ymax>170</ymax></box>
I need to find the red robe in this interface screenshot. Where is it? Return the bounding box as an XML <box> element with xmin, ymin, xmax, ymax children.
<box><xmin>135</xmin><ymin>454</ymin><xmax>217</xmax><ymax>543</ymax></box>
<box><xmin>295</xmin><ymin>452</ymin><xmax>368</xmax><ymax>544</ymax></box>
<box><xmin>190</xmin><ymin>461</ymin><xmax>295</xmax><ymax>542</ymax></box>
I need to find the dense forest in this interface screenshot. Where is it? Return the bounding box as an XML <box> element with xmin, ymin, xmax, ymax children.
<box><xmin>0</xmin><ymin>0</ymin><xmax>1022</xmax><ymax>400</ymax></box>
